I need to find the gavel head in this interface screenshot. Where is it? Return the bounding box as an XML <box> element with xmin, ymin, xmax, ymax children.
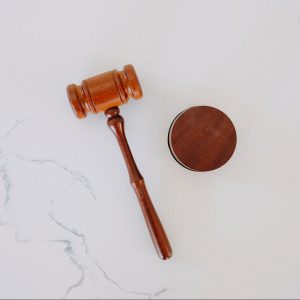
<box><xmin>67</xmin><ymin>64</ymin><xmax>143</xmax><ymax>119</ymax></box>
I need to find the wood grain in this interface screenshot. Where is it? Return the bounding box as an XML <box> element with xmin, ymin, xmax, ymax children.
<box><xmin>106</xmin><ymin>107</ymin><xmax>172</xmax><ymax>260</ymax></box>
<box><xmin>168</xmin><ymin>106</ymin><xmax>237</xmax><ymax>171</ymax></box>
<box><xmin>67</xmin><ymin>64</ymin><xmax>142</xmax><ymax>119</ymax></box>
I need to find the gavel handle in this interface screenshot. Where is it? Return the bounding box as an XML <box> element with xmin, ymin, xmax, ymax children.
<box><xmin>105</xmin><ymin>107</ymin><xmax>172</xmax><ymax>260</ymax></box>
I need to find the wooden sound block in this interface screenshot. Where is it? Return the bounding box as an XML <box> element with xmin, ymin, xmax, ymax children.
<box><xmin>168</xmin><ymin>106</ymin><xmax>237</xmax><ymax>172</ymax></box>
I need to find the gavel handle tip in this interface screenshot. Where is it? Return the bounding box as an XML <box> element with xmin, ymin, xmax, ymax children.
<box><xmin>161</xmin><ymin>250</ymin><xmax>172</xmax><ymax>260</ymax></box>
<box><xmin>131</xmin><ymin>179</ymin><xmax>172</xmax><ymax>260</ymax></box>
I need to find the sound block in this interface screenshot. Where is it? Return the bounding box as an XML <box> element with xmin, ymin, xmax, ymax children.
<box><xmin>168</xmin><ymin>106</ymin><xmax>237</xmax><ymax>171</ymax></box>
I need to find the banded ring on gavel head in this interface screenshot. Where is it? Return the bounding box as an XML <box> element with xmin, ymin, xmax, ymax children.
<box><xmin>67</xmin><ymin>64</ymin><xmax>143</xmax><ymax>119</ymax></box>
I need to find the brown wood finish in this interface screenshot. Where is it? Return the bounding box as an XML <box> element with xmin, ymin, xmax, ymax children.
<box><xmin>67</xmin><ymin>65</ymin><xmax>172</xmax><ymax>260</ymax></box>
<box><xmin>168</xmin><ymin>106</ymin><xmax>237</xmax><ymax>172</ymax></box>
<box><xmin>67</xmin><ymin>64</ymin><xmax>143</xmax><ymax>119</ymax></box>
<box><xmin>106</xmin><ymin>107</ymin><xmax>172</xmax><ymax>260</ymax></box>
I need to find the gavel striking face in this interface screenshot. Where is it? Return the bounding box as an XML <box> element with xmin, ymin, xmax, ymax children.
<box><xmin>67</xmin><ymin>64</ymin><xmax>172</xmax><ymax>260</ymax></box>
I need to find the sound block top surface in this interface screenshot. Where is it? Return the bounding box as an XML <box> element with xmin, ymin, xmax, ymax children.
<box><xmin>168</xmin><ymin>106</ymin><xmax>237</xmax><ymax>172</ymax></box>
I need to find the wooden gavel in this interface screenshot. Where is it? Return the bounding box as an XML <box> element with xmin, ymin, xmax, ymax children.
<box><xmin>67</xmin><ymin>64</ymin><xmax>172</xmax><ymax>259</ymax></box>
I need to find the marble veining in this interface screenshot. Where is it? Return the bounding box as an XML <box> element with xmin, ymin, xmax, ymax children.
<box><xmin>1</xmin><ymin>2</ymin><xmax>300</xmax><ymax>298</ymax></box>
<box><xmin>0</xmin><ymin>117</ymin><xmax>169</xmax><ymax>299</ymax></box>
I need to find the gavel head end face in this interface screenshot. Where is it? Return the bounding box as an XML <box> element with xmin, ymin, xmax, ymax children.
<box><xmin>67</xmin><ymin>84</ymin><xmax>87</xmax><ymax>119</ymax></box>
<box><xmin>123</xmin><ymin>64</ymin><xmax>143</xmax><ymax>100</ymax></box>
<box><xmin>67</xmin><ymin>64</ymin><xmax>143</xmax><ymax>119</ymax></box>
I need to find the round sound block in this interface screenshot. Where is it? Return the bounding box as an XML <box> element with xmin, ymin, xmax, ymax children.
<box><xmin>168</xmin><ymin>106</ymin><xmax>237</xmax><ymax>171</ymax></box>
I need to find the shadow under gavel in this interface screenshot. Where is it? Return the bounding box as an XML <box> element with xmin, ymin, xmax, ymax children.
<box><xmin>67</xmin><ymin>64</ymin><xmax>172</xmax><ymax>260</ymax></box>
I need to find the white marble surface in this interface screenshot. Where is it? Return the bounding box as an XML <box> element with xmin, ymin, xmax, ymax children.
<box><xmin>0</xmin><ymin>0</ymin><xmax>300</xmax><ymax>298</ymax></box>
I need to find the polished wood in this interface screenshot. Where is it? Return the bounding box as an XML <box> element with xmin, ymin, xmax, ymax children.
<box><xmin>168</xmin><ymin>106</ymin><xmax>237</xmax><ymax>171</ymax></box>
<box><xmin>106</xmin><ymin>107</ymin><xmax>172</xmax><ymax>260</ymax></box>
<box><xmin>66</xmin><ymin>65</ymin><xmax>172</xmax><ymax>259</ymax></box>
<box><xmin>67</xmin><ymin>64</ymin><xmax>143</xmax><ymax>119</ymax></box>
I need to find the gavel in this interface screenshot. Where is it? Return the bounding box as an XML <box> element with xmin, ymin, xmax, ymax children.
<box><xmin>67</xmin><ymin>64</ymin><xmax>172</xmax><ymax>260</ymax></box>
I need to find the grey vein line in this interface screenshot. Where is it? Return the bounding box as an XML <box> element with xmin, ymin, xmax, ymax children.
<box><xmin>2</xmin><ymin>224</ymin><xmax>86</xmax><ymax>299</ymax></box>
<box><xmin>55</xmin><ymin>239</ymin><xmax>86</xmax><ymax>299</ymax></box>
<box><xmin>0</xmin><ymin>163</ymin><xmax>11</xmax><ymax>206</ymax></box>
<box><xmin>8</xmin><ymin>153</ymin><xmax>96</xmax><ymax>201</ymax></box>
<box><xmin>49</xmin><ymin>213</ymin><xmax>84</xmax><ymax>240</ymax></box>
<box><xmin>94</xmin><ymin>260</ymin><xmax>170</xmax><ymax>299</ymax></box>
<box><xmin>153</xmin><ymin>287</ymin><xmax>170</xmax><ymax>298</ymax></box>
<box><xmin>74</xmin><ymin>172</ymin><xmax>97</xmax><ymax>202</ymax></box>
<box><xmin>93</xmin><ymin>261</ymin><xmax>153</xmax><ymax>299</ymax></box>
<box><xmin>49</xmin><ymin>213</ymin><xmax>168</xmax><ymax>299</ymax></box>
<box><xmin>48</xmin><ymin>214</ymin><xmax>87</xmax><ymax>298</ymax></box>
<box><xmin>0</xmin><ymin>113</ymin><xmax>48</xmax><ymax>144</ymax></box>
<box><xmin>0</xmin><ymin>119</ymin><xmax>25</xmax><ymax>143</ymax></box>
